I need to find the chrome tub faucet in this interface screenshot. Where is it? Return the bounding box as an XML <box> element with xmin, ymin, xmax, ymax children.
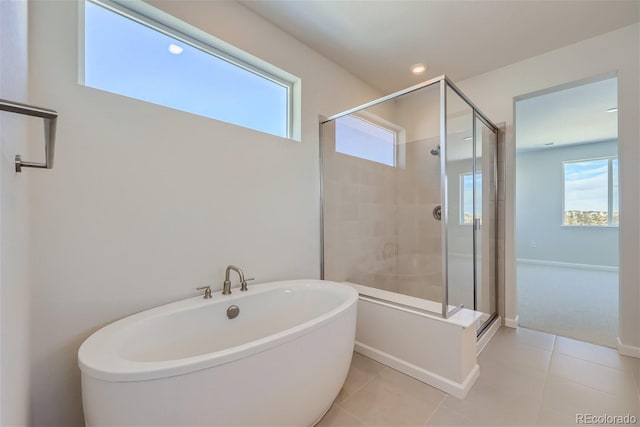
<box><xmin>223</xmin><ymin>265</ymin><xmax>253</xmax><ymax>295</ymax></box>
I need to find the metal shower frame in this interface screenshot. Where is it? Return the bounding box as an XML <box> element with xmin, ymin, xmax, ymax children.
<box><xmin>320</xmin><ymin>75</ymin><xmax>499</xmax><ymax>323</ymax></box>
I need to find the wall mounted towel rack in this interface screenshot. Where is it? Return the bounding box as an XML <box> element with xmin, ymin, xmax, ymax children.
<box><xmin>0</xmin><ymin>99</ymin><xmax>57</xmax><ymax>172</ymax></box>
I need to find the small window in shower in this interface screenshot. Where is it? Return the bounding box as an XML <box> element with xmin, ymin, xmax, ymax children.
<box><xmin>334</xmin><ymin>113</ymin><xmax>399</xmax><ymax>166</ymax></box>
<box><xmin>563</xmin><ymin>157</ymin><xmax>618</xmax><ymax>226</ymax></box>
<box><xmin>82</xmin><ymin>0</ymin><xmax>299</xmax><ymax>140</ymax></box>
<box><xmin>461</xmin><ymin>172</ymin><xmax>482</xmax><ymax>225</ymax></box>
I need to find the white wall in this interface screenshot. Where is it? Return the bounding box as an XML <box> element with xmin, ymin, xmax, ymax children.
<box><xmin>0</xmin><ymin>0</ymin><xmax>31</xmax><ymax>424</ymax></box>
<box><xmin>458</xmin><ymin>23</ymin><xmax>639</xmax><ymax>351</ymax></box>
<box><xmin>516</xmin><ymin>140</ymin><xmax>619</xmax><ymax>267</ymax></box>
<box><xmin>27</xmin><ymin>0</ymin><xmax>380</xmax><ymax>424</ymax></box>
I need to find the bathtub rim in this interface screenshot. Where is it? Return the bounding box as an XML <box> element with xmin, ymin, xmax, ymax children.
<box><xmin>78</xmin><ymin>279</ymin><xmax>357</xmax><ymax>383</ymax></box>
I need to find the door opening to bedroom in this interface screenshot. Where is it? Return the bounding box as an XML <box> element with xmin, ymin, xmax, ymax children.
<box><xmin>514</xmin><ymin>75</ymin><xmax>619</xmax><ymax>347</ymax></box>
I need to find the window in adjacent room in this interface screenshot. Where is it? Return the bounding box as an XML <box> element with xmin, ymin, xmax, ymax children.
<box><xmin>563</xmin><ymin>157</ymin><xmax>619</xmax><ymax>226</ymax></box>
<box><xmin>82</xmin><ymin>0</ymin><xmax>299</xmax><ymax>139</ymax></box>
<box><xmin>461</xmin><ymin>172</ymin><xmax>482</xmax><ymax>225</ymax></box>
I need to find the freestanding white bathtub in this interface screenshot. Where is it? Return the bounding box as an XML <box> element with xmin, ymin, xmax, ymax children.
<box><xmin>78</xmin><ymin>280</ymin><xmax>358</xmax><ymax>426</ymax></box>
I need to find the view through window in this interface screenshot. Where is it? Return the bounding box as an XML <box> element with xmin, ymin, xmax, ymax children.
<box><xmin>563</xmin><ymin>157</ymin><xmax>619</xmax><ymax>226</ymax></box>
<box><xmin>334</xmin><ymin>114</ymin><xmax>396</xmax><ymax>166</ymax></box>
<box><xmin>83</xmin><ymin>0</ymin><xmax>294</xmax><ymax>138</ymax></box>
<box><xmin>461</xmin><ymin>172</ymin><xmax>482</xmax><ymax>224</ymax></box>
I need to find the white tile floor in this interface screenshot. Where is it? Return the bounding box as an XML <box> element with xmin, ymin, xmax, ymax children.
<box><xmin>517</xmin><ymin>263</ymin><xmax>618</xmax><ymax>347</ymax></box>
<box><xmin>318</xmin><ymin>327</ymin><xmax>639</xmax><ymax>426</ymax></box>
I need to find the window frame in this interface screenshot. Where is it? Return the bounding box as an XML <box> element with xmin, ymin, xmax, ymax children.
<box><xmin>561</xmin><ymin>156</ymin><xmax>619</xmax><ymax>228</ymax></box>
<box><xmin>334</xmin><ymin>111</ymin><xmax>405</xmax><ymax>167</ymax></box>
<box><xmin>80</xmin><ymin>0</ymin><xmax>300</xmax><ymax>140</ymax></box>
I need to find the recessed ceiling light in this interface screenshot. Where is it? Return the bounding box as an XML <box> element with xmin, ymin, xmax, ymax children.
<box><xmin>607</xmin><ymin>107</ymin><xmax>618</xmax><ymax>113</ymax></box>
<box><xmin>463</xmin><ymin>136</ymin><xmax>472</xmax><ymax>141</ymax></box>
<box><xmin>411</xmin><ymin>63</ymin><xmax>427</xmax><ymax>75</ymax></box>
<box><xmin>168</xmin><ymin>44</ymin><xmax>183</xmax><ymax>55</ymax></box>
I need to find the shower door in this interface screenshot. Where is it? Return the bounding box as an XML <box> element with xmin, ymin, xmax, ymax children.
<box><xmin>443</xmin><ymin>85</ymin><xmax>475</xmax><ymax>314</ymax></box>
<box><xmin>475</xmin><ymin>115</ymin><xmax>498</xmax><ymax>333</ymax></box>
<box><xmin>444</xmin><ymin>83</ymin><xmax>498</xmax><ymax>333</ymax></box>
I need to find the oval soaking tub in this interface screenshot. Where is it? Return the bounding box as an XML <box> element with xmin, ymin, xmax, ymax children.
<box><xmin>78</xmin><ymin>280</ymin><xmax>358</xmax><ymax>426</ymax></box>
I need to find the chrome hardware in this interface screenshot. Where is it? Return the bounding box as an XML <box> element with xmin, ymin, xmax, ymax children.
<box><xmin>226</xmin><ymin>305</ymin><xmax>240</xmax><ymax>319</ymax></box>
<box><xmin>0</xmin><ymin>99</ymin><xmax>57</xmax><ymax>173</ymax></box>
<box><xmin>241</xmin><ymin>277</ymin><xmax>255</xmax><ymax>292</ymax></box>
<box><xmin>196</xmin><ymin>286</ymin><xmax>212</xmax><ymax>299</ymax></box>
<box><xmin>433</xmin><ymin>205</ymin><xmax>442</xmax><ymax>221</ymax></box>
<box><xmin>223</xmin><ymin>265</ymin><xmax>251</xmax><ymax>295</ymax></box>
<box><xmin>447</xmin><ymin>304</ymin><xmax>465</xmax><ymax>318</ymax></box>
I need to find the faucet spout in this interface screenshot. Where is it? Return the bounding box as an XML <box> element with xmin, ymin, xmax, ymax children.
<box><xmin>223</xmin><ymin>265</ymin><xmax>246</xmax><ymax>295</ymax></box>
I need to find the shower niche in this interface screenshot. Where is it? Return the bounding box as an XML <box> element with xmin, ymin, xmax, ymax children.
<box><xmin>320</xmin><ymin>76</ymin><xmax>499</xmax><ymax>335</ymax></box>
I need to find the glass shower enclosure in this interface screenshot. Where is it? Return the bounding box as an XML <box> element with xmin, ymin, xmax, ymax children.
<box><xmin>320</xmin><ymin>76</ymin><xmax>498</xmax><ymax>335</ymax></box>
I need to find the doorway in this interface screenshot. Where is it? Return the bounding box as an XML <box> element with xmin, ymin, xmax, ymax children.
<box><xmin>514</xmin><ymin>75</ymin><xmax>619</xmax><ymax>347</ymax></box>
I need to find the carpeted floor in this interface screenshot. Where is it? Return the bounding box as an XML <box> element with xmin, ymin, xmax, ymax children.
<box><xmin>516</xmin><ymin>262</ymin><xmax>618</xmax><ymax>348</ymax></box>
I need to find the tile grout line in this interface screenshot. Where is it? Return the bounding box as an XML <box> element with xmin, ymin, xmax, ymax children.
<box><xmin>553</xmin><ymin>349</ymin><xmax>636</xmax><ymax>374</ymax></box>
<box><xmin>550</xmin><ymin>344</ymin><xmax>640</xmax><ymax>396</ymax></box>
<box><xmin>337</xmin><ymin>365</ymin><xmax>389</xmax><ymax>406</ymax></box>
<box><xmin>546</xmin><ymin>370</ymin><xmax>638</xmax><ymax>400</ymax></box>
<box><xmin>553</xmin><ymin>349</ymin><xmax>636</xmax><ymax>373</ymax></box>
<box><xmin>534</xmin><ymin>333</ymin><xmax>555</xmax><ymax>425</ymax></box>
<box><xmin>332</xmin><ymin>402</ymin><xmax>372</xmax><ymax>427</ymax></box>
<box><xmin>489</xmin><ymin>329</ymin><xmax>558</xmax><ymax>354</ymax></box>
<box><xmin>543</xmin><ymin>335</ymin><xmax>638</xmax><ymax>417</ymax></box>
<box><xmin>422</xmin><ymin>394</ymin><xmax>447</xmax><ymax>426</ymax></box>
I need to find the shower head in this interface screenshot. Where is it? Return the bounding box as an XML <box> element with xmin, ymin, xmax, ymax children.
<box><xmin>430</xmin><ymin>145</ymin><xmax>440</xmax><ymax>156</ymax></box>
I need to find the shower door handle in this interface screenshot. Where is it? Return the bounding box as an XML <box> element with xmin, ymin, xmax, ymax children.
<box><xmin>474</xmin><ymin>218</ymin><xmax>481</xmax><ymax>231</ymax></box>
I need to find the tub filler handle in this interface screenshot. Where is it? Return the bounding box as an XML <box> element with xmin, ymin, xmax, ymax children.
<box><xmin>196</xmin><ymin>286</ymin><xmax>212</xmax><ymax>299</ymax></box>
<box><xmin>241</xmin><ymin>278</ymin><xmax>255</xmax><ymax>291</ymax></box>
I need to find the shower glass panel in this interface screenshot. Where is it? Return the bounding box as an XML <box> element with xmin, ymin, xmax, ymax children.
<box><xmin>320</xmin><ymin>83</ymin><xmax>442</xmax><ymax>307</ymax></box>
<box><xmin>444</xmin><ymin>86</ymin><xmax>475</xmax><ymax>312</ymax></box>
<box><xmin>320</xmin><ymin>76</ymin><xmax>499</xmax><ymax>332</ymax></box>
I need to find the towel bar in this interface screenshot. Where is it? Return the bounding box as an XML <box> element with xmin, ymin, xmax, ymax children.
<box><xmin>0</xmin><ymin>99</ymin><xmax>57</xmax><ymax>172</ymax></box>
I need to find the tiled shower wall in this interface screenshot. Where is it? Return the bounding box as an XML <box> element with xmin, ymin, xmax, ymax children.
<box><xmin>321</xmin><ymin>129</ymin><xmax>443</xmax><ymax>301</ymax></box>
<box><xmin>322</xmin><ymin>85</ymin><xmax>445</xmax><ymax>303</ymax></box>
<box><xmin>396</xmin><ymin>137</ymin><xmax>442</xmax><ymax>301</ymax></box>
<box><xmin>322</xmin><ymin>119</ymin><xmax>399</xmax><ymax>291</ymax></box>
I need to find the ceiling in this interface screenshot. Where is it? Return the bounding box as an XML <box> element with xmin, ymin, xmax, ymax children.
<box><xmin>515</xmin><ymin>76</ymin><xmax>618</xmax><ymax>151</ymax></box>
<box><xmin>240</xmin><ymin>0</ymin><xmax>639</xmax><ymax>94</ymax></box>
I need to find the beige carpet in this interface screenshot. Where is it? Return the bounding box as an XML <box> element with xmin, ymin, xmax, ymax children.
<box><xmin>516</xmin><ymin>262</ymin><xmax>618</xmax><ymax>348</ymax></box>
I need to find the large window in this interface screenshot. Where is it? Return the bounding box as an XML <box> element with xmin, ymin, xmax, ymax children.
<box><xmin>83</xmin><ymin>0</ymin><xmax>298</xmax><ymax>139</ymax></box>
<box><xmin>563</xmin><ymin>157</ymin><xmax>619</xmax><ymax>226</ymax></box>
<box><xmin>461</xmin><ymin>172</ymin><xmax>482</xmax><ymax>225</ymax></box>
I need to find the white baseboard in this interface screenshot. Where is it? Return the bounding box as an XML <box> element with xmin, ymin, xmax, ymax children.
<box><xmin>477</xmin><ymin>316</ymin><xmax>501</xmax><ymax>355</ymax></box>
<box><xmin>505</xmin><ymin>315</ymin><xmax>519</xmax><ymax>328</ymax></box>
<box><xmin>617</xmin><ymin>337</ymin><xmax>640</xmax><ymax>359</ymax></box>
<box><xmin>517</xmin><ymin>258</ymin><xmax>618</xmax><ymax>272</ymax></box>
<box><xmin>354</xmin><ymin>341</ymin><xmax>479</xmax><ymax>399</ymax></box>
